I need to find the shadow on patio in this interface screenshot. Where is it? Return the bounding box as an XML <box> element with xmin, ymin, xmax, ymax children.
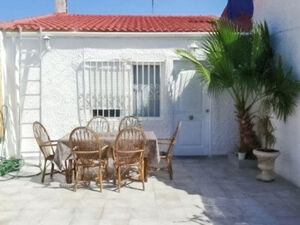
<box><xmin>151</xmin><ymin>156</ymin><xmax>300</xmax><ymax>225</ymax></box>
<box><xmin>1</xmin><ymin>157</ymin><xmax>300</xmax><ymax>225</ymax></box>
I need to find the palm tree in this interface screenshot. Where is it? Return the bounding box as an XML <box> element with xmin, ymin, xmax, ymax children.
<box><xmin>176</xmin><ymin>20</ymin><xmax>300</xmax><ymax>158</ymax></box>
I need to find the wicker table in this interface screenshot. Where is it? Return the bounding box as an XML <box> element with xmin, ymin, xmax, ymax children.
<box><xmin>54</xmin><ymin>131</ymin><xmax>160</xmax><ymax>183</ymax></box>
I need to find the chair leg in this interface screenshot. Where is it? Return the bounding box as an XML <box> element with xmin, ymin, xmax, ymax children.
<box><xmin>41</xmin><ymin>160</ymin><xmax>47</xmax><ymax>183</ymax></box>
<box><xmin>117</xmin><ymin>166</ymin><xmax>121</xmax><ymax>192</ymax></box>
<box><xmin>73</xmin><ymin>161</ymin><xmax>76</xmax><ymax>182</ymax></box>
<box><xmin>144</xmin><ymin>158</ymin><xmax>148</xmax><ymax>182</ymax></box>
<box><xmin>105</xmin><ymin>161</ymin><xmax>109</xmax><ymax>182</ymax></box>
<box><xmin>113</xmin><ymin>166</ymin><xmax>116</xmax><ymax>185</ymax></box>
<box><xmin>141</xmin><ymin>161</ymin><xmax>145</xmax><ymax>191</ymax></box>
<box><xmin>50</xmin><ymin>162</ymin><xmax>54</xmax><ymax>179</ymax></box>
<box><xmin>74</xmin><ymin>165</ymin><xmax>79</xmax><ymax>192</ymax></box>
<box><xmin>98</xmin><ymin>167</ymin><xmax>103</xmax><ymax>192</ymax></box>
<box><xmin>168</xmin><ymin>159</ymin><xmax>173</xmax><ymax>180</ymax></box>
<box><xmin>82</xmin><ymin>167</ymin><xmax>85</xmax><ymax>181</ymax></box>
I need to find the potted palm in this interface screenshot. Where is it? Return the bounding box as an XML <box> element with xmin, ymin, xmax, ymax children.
<box><xmin>176</xmin><ymin>20</ymin><xmax>300</xmax><ymax>160</ymax></box>
<box><xmin>254</xmin><ymin>112</ymin><xmax>279</xmax><ymax>181</ymax></box>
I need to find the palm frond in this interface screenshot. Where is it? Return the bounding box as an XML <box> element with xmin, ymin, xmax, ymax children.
<box><xmin>176</xmin><ymin>19</ymin><xmax>300</xmax><ymax>122</ymax></box>
<box><xmin>265</xmin><ymin>58</ymin><xmax>300</xmax><ymax>121</ymax></box>
<box><xmin>176</xmin><ymin>18</ymin><xmax>300</xmax><ymax>152</ymax></box>
<box><xmin>175</xmin><ymin>49</ymin><xmax>211</xmax><ymax>84</ymax></box>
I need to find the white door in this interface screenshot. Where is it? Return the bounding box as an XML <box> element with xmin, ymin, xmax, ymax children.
<box><xmin>172</xmin><ymin>60</ymin><xmax>211</xmax><ymax>155</ymax></box>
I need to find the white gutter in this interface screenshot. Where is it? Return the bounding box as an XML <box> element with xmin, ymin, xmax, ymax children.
<box><xmin>4</xmin><ymin>31</ymin><xmax>209</xmax><ymax>38</ymax></box>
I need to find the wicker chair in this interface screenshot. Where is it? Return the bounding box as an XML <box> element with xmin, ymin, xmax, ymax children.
<box><xmin>87</xmin><ymin>116</ymin><xmax>110</xmax><ymax>133</ymax></box>
<box><xmin>152</xmin><ymin>121</ymin><xmax>182</xmax><ymax>180</ymax></box>
<box><xmin>87</xmin><ymin>116</ymin><xmax>112</xmax><ymax>179</ymax></box>
<box><xmin>113</xmin><ymin>127</ymin><xmax>146</xmax><ymax>192</ymax></box>
<box><xmin>32</xmin><ymin>121</ymin><xmax>58</xmax><ymax>183</ymax></box>
<box><xmin>118</xmin><ymin>116</ymin><xmax>142</xmax><ymax>131</ymax></box>
<box><xmin>69</xmin><ymin>127</ymin><xmax>106</xmax><ymax>192</ymax></box>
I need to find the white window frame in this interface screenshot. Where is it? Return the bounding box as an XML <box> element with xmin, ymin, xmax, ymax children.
<box><xmin>82</xmin><ymin>60</ymin><xmax>164</xmax><ymax>121</ymax></box>
<box><xmin>133</xmin><ymin>62</ymin><xmax>161</xmax><ymax>118</ymax></box>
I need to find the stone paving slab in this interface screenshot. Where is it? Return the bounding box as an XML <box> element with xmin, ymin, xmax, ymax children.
<box><xmin>0</xmin><ymin>157</ymin><xmax>300</xmax><ymax>225</ymax></box>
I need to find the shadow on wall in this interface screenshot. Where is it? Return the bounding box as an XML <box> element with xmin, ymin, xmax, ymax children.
<box><xmin>170</xmin><ymin>60</ymin><xmax>206</xmax><ymax>155</ymax></box>
<box><xmin>76</xmin><ymin>62</ymin><xmax>86</xmax><ymax>126</ymax></box>
<box><xmin>4</xmin><ymin>38</ymin><xmax>43</xmax><ymax>159</ymax></box>
<box><xmin>171</xmin><ymin>59</ymin><xmax>239</xmax><ymax>155</ymax></box>
<box><xmin>3</xmin><ymin>38</ymin><xmax>21</xmax><ymax>158</ymax></box>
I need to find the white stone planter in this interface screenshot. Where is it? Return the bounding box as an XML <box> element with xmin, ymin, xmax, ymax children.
<box><xmin>253</xmin><ymin>149</ymin><xmax>280</xmax><ymax>182</ymax></box>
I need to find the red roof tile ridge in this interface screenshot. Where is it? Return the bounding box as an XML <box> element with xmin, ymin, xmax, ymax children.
<box><xmin>0</xmin><ymin>13</ymin><xmax>217</xmax><ymax>32</ymax></box>
<box><xmin>0</xmin><ymin>13</ymin><xmax>55</xmax><ymax>24</ymax></box>
<box><xmin>54</xmin><ymin>13</ymin><xmax>218</xmax><ymax>18</ymax></box>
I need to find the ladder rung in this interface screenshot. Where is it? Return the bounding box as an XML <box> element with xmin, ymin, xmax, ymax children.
<box><xmin>20</xmin><ymin>67</ymin><xmax>40</xmax><ymax>69</ymax></box>
<box><xmin>20</xmin><ymin>122</ymin><xmax>34</xmax><ymax>125</ymax></box>
<box><xmin>20</xmin><ymin>64</ymin><xmax>40</xmax><ymax>68</ymax></box>
<box><xmin>21</xmin><ymin>156</ymin><xmax>40</xmax><ymax>160</ymax></box>
<box><xmin>21</xmin><ymin>151</ymin><xmax>39</xmax><ymax>154</ymax></box>
<box><xmin>23</xmin><ymin>108</ymin><xmax>41</xmax><ymax>110</ymax></box>
<box><xmin>21</xmin><ymin>94</ymin><xmax>40</xmax><ymax>96</ymax></box>
<box><xmin>21</xmin><ymin>49</ymin><xmax>37</xmax><ymax>52</ymax></box>
<box><xmin>21</xmin><ymin>137</ymin><xmax>35</xmax><ymax>139</ymax></box>
<box><xmin>27</xmin><ymin>80</ymin><xmax>40</xmax><ymax>82</ymax></box>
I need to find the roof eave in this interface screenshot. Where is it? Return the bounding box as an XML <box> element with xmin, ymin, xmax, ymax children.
<box><xmin>2</xmin><ymin>31</ymin><xmax>211</xmax><ymax>38</ymax></box>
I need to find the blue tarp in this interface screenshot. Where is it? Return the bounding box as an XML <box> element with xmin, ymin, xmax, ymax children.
<box><xmin>223</xmin><ymin>0</ymin><xmax>253</xmax><ymax>19</ymax></box>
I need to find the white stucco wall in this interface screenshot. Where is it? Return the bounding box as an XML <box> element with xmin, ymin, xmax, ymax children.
<box><xmin>2</xmin><ymin>33</ymin><xmax>238</xmax><ymax>159</ymax></box>
<box><xmin>254</xmin><ymin>0</ymin><xmax>300</xmax><ymax>187</ymax></box>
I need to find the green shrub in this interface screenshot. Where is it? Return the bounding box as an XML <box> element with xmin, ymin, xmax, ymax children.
<box><xmin>0</xmin><ymin>159</ymin><xmax>22</xmax><ymax>176</ymax></box>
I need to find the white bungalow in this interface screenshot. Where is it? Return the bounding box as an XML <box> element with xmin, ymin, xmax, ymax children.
<box><xmin>0</xmin><ymin>0</ymin><xmax>238</xmax><ymax>164</ymax></box>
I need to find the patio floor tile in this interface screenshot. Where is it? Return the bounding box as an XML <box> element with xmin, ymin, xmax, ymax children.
<box><xmin>1</xmin><ymin>157</ymin><xmax>300</xmax><ymax>225</ymax></box>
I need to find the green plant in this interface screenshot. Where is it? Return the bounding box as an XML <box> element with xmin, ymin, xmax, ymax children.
<box><xmin>176</xmin><ymin>20</ymin><xmax>300</xmax><ymax>157</ymax></box>
<box><xmin>0</xmin><ymin>159</ymin><xmax>22</xmax><ymax>176</ymax></box>
<box><xmin>257</xmin><ymin>112</ymin><xmax>276</xmax><ymax>149</ymax></box>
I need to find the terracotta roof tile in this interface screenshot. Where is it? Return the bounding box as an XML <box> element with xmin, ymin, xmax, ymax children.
<box><xmin>0</xmin><ymin>13</ymin><xmax>217</xmax><ymax>32</ymax></box>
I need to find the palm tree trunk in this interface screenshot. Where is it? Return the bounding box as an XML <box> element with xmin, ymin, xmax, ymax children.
<box><xmin>236</xmin><ymin>107</ymin><xmax>260</xmax><ymax>159</ymax></box>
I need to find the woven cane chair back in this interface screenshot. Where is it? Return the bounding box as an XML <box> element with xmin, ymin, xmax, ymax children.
<box><xmin>69</xmin><ymin>127</ymin><xmax>103</xmax><ymax>164</ymax></box>
<box><xmin>87</xmin><ymin>116</ymin><xmax>110</xmax><ymax>134</ymax></box>
<box><xmin>119</xmin><ymin>116</ymin><xmax>141</xmax><ymax>131</ymax></box>
<box><xmin>33</xmin><ymin>121</ymin><xmax>54</xmax><ymax>158</ymax></box>
<box><xmin>114</xmin><ymin>127</ymin><xmax>146</xmax><ymax>166</ymax></box>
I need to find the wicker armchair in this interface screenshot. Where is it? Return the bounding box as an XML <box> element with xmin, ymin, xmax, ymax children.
<box><xmin>113</xmin><ymin>127</ymin><xmax>146</xmax><ymax>192</ymax></box>
<box><xmin>87</xmin><ymin>116</ymin><xmax>110</xmax><ymax>133</ymax></box>
<box><xmin>118</xmin><ymin>116</ymin><xmax>142</xmax><ymax>131</ymax></box>
<box><xmin>152</xmin><ymin>121</ymin><xmax>182</xmax><ymax>180</ymax></box>
<box><xmin>69</xmin><ymin>127</ymin><xmax>106</xmax><ymax>192</ymax></box>
<box><xmin>32</xmin><ymin>121</ymin><xmax>58</xmax><ymax>183</ymax></box>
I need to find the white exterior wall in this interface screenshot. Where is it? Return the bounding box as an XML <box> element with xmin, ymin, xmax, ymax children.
<box><xmin>2</xmin><ymin>33</ymin><xmax>238</xmax><ymax>160</ymax></box>
<box><xmin>254</xmin><ymin>0</ymin><xmax>300</xmax><ymax>187</ymax></box>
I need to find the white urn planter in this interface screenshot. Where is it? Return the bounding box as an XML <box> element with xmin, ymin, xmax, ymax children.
<box><xmin>253</xmin><ymin>149</ymin><xmax>280</xmax><ymax>182</ymax></box>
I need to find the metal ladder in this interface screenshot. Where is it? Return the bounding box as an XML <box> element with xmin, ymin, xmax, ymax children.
<box><xmin>18</xmin><ymin>28</ymin><xmax>43</xmax><ymax>166</ymax></box>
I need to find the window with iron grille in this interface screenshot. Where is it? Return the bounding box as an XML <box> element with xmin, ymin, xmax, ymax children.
<box><xmin>81</xmin><ymin>60</ymin><xmax>161</xmax><ymax>120</ymax></box>
<box><xmin>133</xmin><ymin>64</ymin><xmax>160</xmax><ymax>117</ymax></box>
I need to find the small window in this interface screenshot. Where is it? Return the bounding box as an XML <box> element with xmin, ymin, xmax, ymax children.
<box><xmin>82</xmin><ymin>60</ymin><xmax>162</xmax><ymax>120</ymax></box>
<box><xmin>93</xmin><ymin>109</ymin><xmax>121</xmax><ymax>117</ymax></box>
<box><xmin>133</xmin><ymin>64</ymin><xmax>160</xmax><ymax>117</ymax></box>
